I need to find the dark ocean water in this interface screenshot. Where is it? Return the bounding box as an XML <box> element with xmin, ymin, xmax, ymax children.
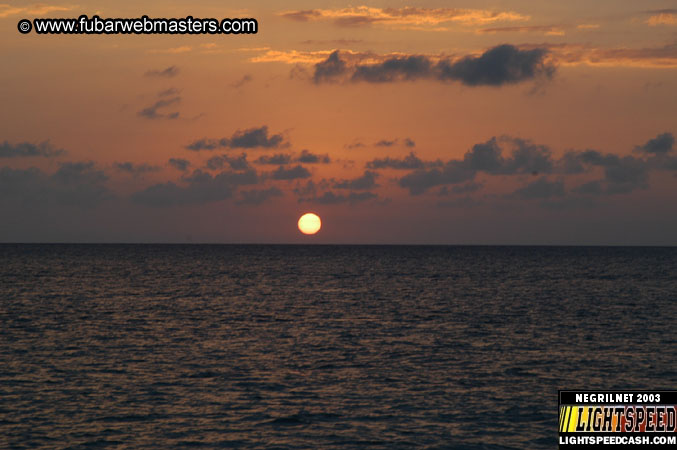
<box><xmin>1</xmin><ymin>244</ymin><xmax>676</xmax><ymax>449</ymax></box>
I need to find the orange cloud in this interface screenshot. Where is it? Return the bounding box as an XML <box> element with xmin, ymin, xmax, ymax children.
<box><xmin>0</xmin><ymin>3</ymin><xmax>72</xmax><ymax>18</ymax></box>
<box><xmin>278</xmin><ymin>6</ymin><xmax>529</xmax><ymax>29</ymax></box>
<box><xmin>251</xmin><ymin>40</ymin><xmax>677</xmax><ymax>71</ymax></box>
<box><xmin>646</xmin><ymin>13</ymin><xmax>677</xmax><ymax>26</ymax></box>
<box><xmin>533</xmin><ymin>42</ymin><xmax>677</xmax><ymax>68</ymax></box>
<box><xmin>479</xmin><ymin>25</ymin><xmax>565</xmax><ymax>36</ymax></box>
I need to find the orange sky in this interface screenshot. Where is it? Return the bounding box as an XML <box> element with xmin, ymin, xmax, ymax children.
<box><xmin>1</xmin><ymin>1</ymin><xmax>676</xmax><ymax>244</ymax></box>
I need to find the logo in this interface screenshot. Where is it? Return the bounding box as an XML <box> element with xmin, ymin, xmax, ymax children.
<box><xmin>559</xmin><ymin>391</ymin><xmax>677</xmax><ymax>448</ymax></box>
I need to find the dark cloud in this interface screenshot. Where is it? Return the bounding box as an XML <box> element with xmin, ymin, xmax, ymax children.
<box><xmin>293</xmin><ymin>180</ymin><xmax>320</xmax><ymax>197</ymax></box>
<box><xmin>144</xmin><ymin>66</ymin><xmax>179</xmax><ymax>78</ymax></box>
<box><xmin>279</xmin><ymin>10</ymin><xmax>322</xmax><ymax>22</ymax></box>
<box><xmin>436</xmin><ymin>45</ymin><xmax>555</xmax><ymax>86</ymax></box>
<box><xmin>352</xmin><ymin>55</ymin><xmax>433</xmax><ymax>83</ymax></box>
<box><xmin>232</xmin><ymin>74</ymin><xmax>253</xmax><ymax>88</ymax></box>
<box><xmin>186</xmin><ymin>126</ymin><xmax>286</xmax><ymax>151</ymax></box>
<box><xmin>461</xmin><ymin>137</ymin><xmax>553</xmax><ymax>175</ymax></box>
<box><xmin>168</xmin><ymin>158</ymin><xmax>190</xmax><ymax>171</ymax></box>
<box><xmin>501</xmin><ymin>138</ymin><xmax>554</xmax><ymax>174</ymax></box>
<box><xmin>635</xmin><ymin>132</ymin><xmax>674</xmax><ymax>155</ymax></box>
<box><xmin>271</xmin><ymin>164</ymin><xmax>311</xmax><ymax>180</ymax></box>
<box><xmin>313</xmin><ymin>50</ymin><xmax>348</xmax><ymax>84</ymax></box>
<box><xmin>138</xmin><ymin>96</ymin><xmax>181</xmax><ymax>120</ymax></box>
<box><xmin>513</xmin><ymin>177</ymin><xmax>565</xmax><ymax>199</ymax></box>
<box><xmin>404</xmin><ymin>138</ymin><xmax>416</xmax><ymax>148</ymax></box>
<box><xmin>0</xmin><ymin>162</ymin><xmax>109</xmax><ymax>207</ymax></box>
<box><xmin>157</xmin><ymin>87</ymin><xmax>180</xmax><ymax>97</ymax></box>
<box><xmin>255</xmin><ymin>153</ymin><xmax>292</xmax><ymax>165</ymax></box>
<box><xmin>399</xmin><ymin>136</ymin><xmax>657</xmax><ymax>196</ymax></box>
<box><xmin>462</xmin><ymin>138</ymin><xmax>504</xmax><ymax>172</ymax></box>
<box><xmin>399</xmin><ymin>161</ymin><xmax>475</xmax><ymax>195</ymax></box>
<box><xmin>205</xmin><ymin>153</ymin><xmax>250</xmax><ymax>171</ymax></box>
<box><xmin>237</xmin><ymin>187</ymin><xmax>283</xmax><ymax>205</ymax></box>
<box><xmin>115</xmin><ymin>162</ymin><xmax>160</xmax><ymax>175</ymax></box>
<box><xmin>132</xmin><ymin>169</ymin><xmax>258</xmax><ymax>206</ymax></box>
<box><xmin>333</xmin><ymin>170</ymin><xmax>378</xmax><ymax>190</ymax></box>
<box><xmin>344</xmin><ymin>141</ymin><xmax>365</xmax><ymax>150</ymax></box>
<box><xmin>366</xmin><ymin>152</ymin><xmax>437</xmax><ymax>170</ymax></box>
<box><xmin>315</xmin><ymin>45</ymin><xmax>555</xmax><ymax>86</ymax></box>
<box><xmin>0</xmin><ymin>141</ymin><xmax>65</xmax><ymax>158</ymax></box>
<box><xmin>557</xmin><ymin>150</ymin><xmax>649</xmax><ymax>194</ymax></box>
<box><xmin>397</xmin><ymin>137</ymin><xmax>554</xmax><ymax>194</ymax></box>
<box><xmin>375</xmin><ymin>139</ymin><xmax>397</xmax><ymax>147</ymax></box>
<box><xmin>604</xmin><ymin>157</ymin><xmax>649</xmax><ymax>194</ymax></box>
<box><xmin>296</xmin><ymin>149</ymin><xmax>331</xmax><ymax>164</ymax></box>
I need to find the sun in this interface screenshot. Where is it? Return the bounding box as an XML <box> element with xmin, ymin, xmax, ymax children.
<box><xmin>298</xmin><ymin>213</ymin><xmax>321</xmax><ymax>235</ymax></box>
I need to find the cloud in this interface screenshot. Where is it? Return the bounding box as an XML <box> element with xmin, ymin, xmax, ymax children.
<box><xmin>278</xmin><ymin>6</ymin><xmax>529</xmax><ymax>29</ymax></box>
<box><xmin>0</xmin><ymin>141</ymin><xmax>65</xmax><ymax>158</ymax></box>
<box><xmin>313</xmin><ymin>50</ymin><xmax>348</xmax><ymax>83</ymax></box>
<box><xmin>114</xmin><ymin>162</ymin><xmax>160</xmax><ymax>175</ymax></box>
<box><xmin>435</xmin><ymin>45</ymin><xmax>555</xmax><ymax>86</ymax></box>
<box><xmin>501</xmin><ymin>138</ymin><xmax>554</xmax><ymax>174</ymax></box>
<box><xmin>479</xmin><ymin>25</ymin><xmax>565</xmax><ymax>36</ymax></box>
<box><xmin>397</xmin><ymin>137</ymin><xmax>555</xmax><ymax>194</ymax></box>
<box><xmin>255</xmin><ymin>153</ymin><xmax>292</xmax><ymax>165</ymax></box>
<box><xmin>400</xmin><ymin>134</ymin><xmax>668</xmax><ymax>197</ymax></box>
<box><xmin>547</xmin><ymin>149</ymin><xmax>652</xmax><ymax>195</ymax></box>
<box><xmin>237</xmin><ymin>187</ymin><xmax>283</xmax><ymax>205</ymax></box>
<box><xmin>603</xmin><ymin>157</ymin><xmax>649</xmax><ymax>194</ymax></box>
<box><xmin>251</xmin><ymin>49</ymin><xmax>336</xmax><ymax>65</ymax></box>
<box><xmin>205</xmin><ymin>153</ymin><xmax>250</xmax><ymax>171</ymax></box>
<box><xmin>158</xmin><ymin>87</ymin><xmax>180</xmax><ymax>97</ymax></box>
<box><xmin>296</xmin><ymin>149</ymin><xmax>330</xmax><ymax>164</ymax></box>
<box><xmin>540</xmin><ymin>41</ymin><xmax>677</xmax><ymax>68</ymax></box>
<box><xmin>462</xmin><ymin>137</ymin><xmax>553</xmax><ymax>174</ymax></box>
<box><xmin>404</xmin><ymin>138</ymin><xmax>416</xmax><ymax>147</ymax></box>
<box><xmin>186</xmin><ymin>126</ymin><xmax>286</xmax><ymax>151</ymax></box>
<box><xmin>513</xmin><ymin>177</ymin><xmax>565</xmax><ymax>199</ymax></box>
<box><xmin>132</xmin><ymin>169</ymin><xmax>258</xmax><ymax>206</ymax></box>
<box><xmin>345</xmin><ymin>140</ymin><xmax>365</xmax><ymax>150</ymax></box>
<box><xmin>375</xmin><ymin>139</ymin><xmax>398</xmax><ymax>147</ymax></box>
<box><xmin>232</xmin><ymin>74</ymin><xmax>253</xmax><ymax>88</ymax></box>
<box><xmin>138</xmin><ymin>96</ymin><xmax>180</xmax><ymax>119</ymax></box>
<box><xmin>270</xmin><ymin>165</ymin><xmax>311</xmax><ymax>180</ymax></box>
<box><xmin>315</xmin><ymin>45</ymin><xmax>555</xmax><ymax>86</ymax></box>
<box><xmin>0</xmin><ymin>162</ymin><xmax>110</xmax><ymax>207</ymax></box>
<box><xmin>144</xmin><ymin>66</ymin><xmax>180</xmax><ymax>77</ymax></box>
<box><xmin>333</xmin><ymin>170</ymin><xmax>378</xmax><ymax>190</ymax></box>
<box><xmin>634</xmin><ymin>132</ymin><xmax>674</xmax><ymax>155</ymax></box>
<box><xmin>0</xmin><ymin>4</ymin><xmax>71</xmax><ymax>18</ymax></box>
<box><xmin>168</xmin><ymin>158</ymin><xmax>190</xmax><ymax>171</ymax></box>
<box><xmin>367</xmin><ymin>152</ymin><xmax>436</xmax><ymax>170</ymax></box>
<box><xmin>351</xmin><ymin>54</ymin><xmax>434</xmax><ymax>83</ymax></box>
<box><xmin>399</xmin><ymin>161</ymin><xmax>476</xmax><ymax>195</ymax></box>
<box><xmin>646</xmin><ymin>12</ymin><xmax>677</xmax><ymax>26</ymax></box>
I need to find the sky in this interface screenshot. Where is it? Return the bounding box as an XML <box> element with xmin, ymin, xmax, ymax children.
<box><xmin>1</xmin><ymin>0</ymin><xmax>676</xmax><ymax>244</ymax></box>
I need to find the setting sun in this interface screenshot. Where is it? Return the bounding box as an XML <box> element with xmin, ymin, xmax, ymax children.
<box><xmin>298</xmin><ymin>213</ymin><xmax>321</xmax><ymax>235</ymax></box>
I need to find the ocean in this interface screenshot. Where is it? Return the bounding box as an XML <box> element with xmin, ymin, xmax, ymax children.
<box><xmin>1</xmin><ymin>244</ymin><xmax>676</xmax><ymax>448</ymax></box>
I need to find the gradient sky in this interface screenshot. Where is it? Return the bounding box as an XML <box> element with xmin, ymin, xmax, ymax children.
<box><xmin>1</xmin><ymin>0</ymin><xmax>676</xmax><ymax>244</ymax></box>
